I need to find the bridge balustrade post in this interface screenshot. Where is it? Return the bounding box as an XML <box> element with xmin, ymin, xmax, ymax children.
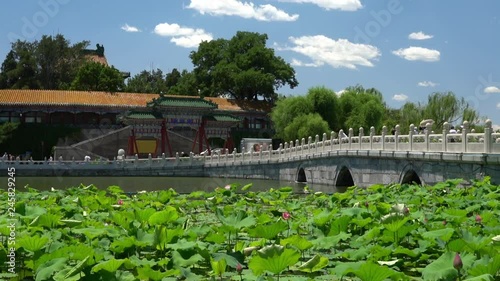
<box><xmin>359</xmin><ymin>127</ymin><xmax>364</xmax><ymax>150</ymax></box>
<box><xmin>484</xmin><ymin>119</ymin><xmax>492</xmax><ymax>153</ymax></box>
<box><xmin>308</xmin><ymin>136</ymin><xmax>312</xmax><ymax>155</ymax></box>
<box><xmin>232</xmin><ymin>148</ymin><xmax>236</xmax><ymax>164</ymax></box>
<box><xmin>148</xmin><ymin>153</ymin><xmax>152</xmax><ymax>166</ymax></box>
<box><xmin>395</xmin><ymin>125</ymin><xmax>400</xmax><ymax>151</ymax></box>
<box><xmin>135</xmin><ymin>154</ymin><xmax>139</xmax><ymax>167</ymax></box>
<box><xmin>409</xmin><ymin>124</ymin><xmax>415</xmax><ymax>151</ymax></box>
<box><xmin>381</xmin><ymin>126</ymin><xmax>387</xmax><ymax>151</ymax></box>
<box><xmin>339</xmin><ymin>130</ymin><xmax>344</xmax><ymax>150</ymax></box>
<box><xmin>349</xmin><ymin>128</ymin><xmax>354</xmax><ymax>150</ymax></box>
<box><xmin>259</xmin><ymin>145</ymin><xmax>263</xmax><ymax>161</ymax></box>
<box><xmin>296</xmin><ymin>139</ymin><xmax>300</xmax><ymax>157</ymax></box>
<box><xmin>175</xmin><ymin>152</ymin><xmax>179</xmax><ymax>164</ymax></box>
<box><xmin>462</xmin><ymin>121</ymin><xmax>469</xmax><ymax>152</ymax></box>
<box><xmin>301</xmin><ymin>138</ymin><xmax>306</xmax><ymax>156</ymax></box>
<box><xmin>370</xmin><ymin>127</ymin><xmax>375</xmax><ymax>150</ymax></box>
<box><xmin>322</xmin><ymin>133</ymin><xmax>327</xmax><ymax>153</ymax></box>
<box><xmin>442</xmin><ymin>122</ymin><xmax>450</xmax><ymax>152</ymax></box>
<box><xmin>315</xmin><ymin>135</ymin><xmax>319</xmax><ymax>154</ymax></box>
<box><xmin>425</xmin><ymin>123</ymin><xmax>432</xmax><ymax>151</ymax></box>
<box><xmin>330</xmin><ymin>131</ymin><xmax>335</xmax><ymax>151</ymax></box>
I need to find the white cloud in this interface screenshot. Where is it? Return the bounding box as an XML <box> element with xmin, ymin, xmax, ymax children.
<box><xmin>153</xmin><ymin>23</ymin><xmax>212</xmax><ymax>48</ymax></box>
<box><xmin>282</xmin><ymin>35</ymin><xmax>380</xmax><ymax>69</ymax></box>
<box><xmin>276</xmin><ymin>0</ymin><xmax>362</xmax><ymax>11</ymax></box>
<box><xmin>408</xmin><ymin>31</ymin><xmax>433</xmax><ymax>40</ymax></box>
<box><xmin>418</xmin><ymin>81</ymin><xmax>438</xmax><ymax>87</ymax></box>
<box><xmin>392</xmin><ymin>46</ymin><xmax>440</xmax><ymax>62</ymax></box>
<box><xmin>290</xmin><ymin>58</ymin><xmax>319</xmax><ymax>67</ymax></box>
<box><xmin>187</xmin><ymin>0</ymin><xmax>299</xmax><ymax>21</ymax></box>
<box><xmin>393</xmin><ymin>94</ymin><xmax>408</xmax><ymax>101</ymax></box>
<box><xmin>484</xmin><ymin>86</ymin><xmax>500</xmax><ymax>93</ymax></box>
<box><xmin>497</xmin><ymin>103</ymin><xmax>500</xmax><ymax>109</ymax></box>
<box><xmin>493</xmin><ymin>124</ymin><xmax>500</xmax><ymax>132</ymax></box>
<box><xmin>121</xmin><ymin>24</ymin><xmax>141</xmax><ymax>32</ymax></box>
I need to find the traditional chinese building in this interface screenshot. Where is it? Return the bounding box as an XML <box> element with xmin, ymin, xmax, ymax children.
<box><xmin>0</xmin><ymin>89</ymin><xmax>273</xmax><ymax>160</ymax></box>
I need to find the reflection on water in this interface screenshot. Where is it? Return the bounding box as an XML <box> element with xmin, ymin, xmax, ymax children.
<box><xmin>3</xmin><ymin>176</ymin><xmax>342</xmax><ymax>194</ymax></box>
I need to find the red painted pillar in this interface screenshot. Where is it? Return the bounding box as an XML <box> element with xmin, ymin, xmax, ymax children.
<box><xmin>162</xmin><ymin>120</ymin><xmax>173</xmax><ymax>157</ymax></box>
<box><xmin>198</xmin><ymin>119</ymin><xmax>204</xmax><ymax>154</ymax></box>
<box><xmin>161</xmin><ymin>120</ymin><xmax>166</xmax><ymax>155</ymax></box>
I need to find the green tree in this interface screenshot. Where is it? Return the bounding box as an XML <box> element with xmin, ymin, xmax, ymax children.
<box><xmin>70</xmin><ymin>61</ymin><xmax>124</xmax><ymax>92</ymax></box>
<box><xmin>189</xmin><ymin>31</ymin><xmax>298</xmax><ymax>102</ymax></box>
<box><xmin>399</xmin><ymin>102</ymin><xmax>424</xmax><ymax>132</ymax></box>
<box><xmin>0</xmin><ymin>41</ymin><xmax>39</xmax><ymax>89</ymax></box>
<box><xmin>339</xmin><ymin>85</ymin><xmax>385</xmax><ymax>133</ymax></box>
<box><xmin>165</xmin><ymin>68</ymin><xmax>182</xmax><ymax>89</ymax></box>
<box><xmin>283</xmin><ymin>113</ymin><xmax>330</xmax><ymax>142</ymax></box>
<box><xmin>423</xmin><ymin>91</ymin><xmax>479</xmax><ymax>131</ymax></box>
<box><xmin>0</xmin><ymin>34</ymin><xmax>89</xmax><ymax>90</ymax></box>
<box><xmin>36</xmin><ymin>34</ymin><xmax>89</xmax><ymax>89</ymax></box>
<box><xmin>0</xmin><ymin>122</ymin><xmax>19</xmax><ymax>145</ymax></box>
<box><xmin>306</xmin><ymin>86</ymin><xmax>341</xmax><ymax>130</ymax></box>
<box><xmin>271</xmin><ymin>96</ymin><xmax>313</xmax><ymax>140</ymax></box>
<box><xmin>0</xmin><ymin>51</ymin><xmax>18</xmax><ymax>88</ymax></box>
<box><xmin>125</xmin><ymin>69</ymin><xmax>168</xmax><ymax>94</ymax></box>
<box><xmin>167</xmin><ymin>70</ymin><xmax>199</xmax><ymax>96</ymax></box>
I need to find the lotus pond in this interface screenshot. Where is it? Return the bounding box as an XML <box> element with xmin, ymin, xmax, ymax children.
<box><xmin>1</xmin><ymin>178</ymin><xmax>499</xmax><ymax>281</ymax></box>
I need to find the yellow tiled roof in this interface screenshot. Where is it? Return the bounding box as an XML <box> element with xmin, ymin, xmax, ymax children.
<box><xmin>85</xmin><ymin>54</ymin><xmax>109</xmax><ymax>66</ymax></box>
<box><xmin>0</xmin><ymin>90</ymin><xmax>272</xmax><ymax>113</ymax></box>
<box><xmin>0</xmin><ymin>89</ymin><xmax>157</xmax><ymax>108</ymax></box>
<box><xmin>205</xmin><ymin>97</ymin><xmax>272</xmax><ymax>113</ymax></box>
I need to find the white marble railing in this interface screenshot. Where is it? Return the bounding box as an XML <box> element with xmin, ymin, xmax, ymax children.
<box><xmin>1</xmin><ymin>120</ymin><xmax>499</xmax><ymax>170</ymax></box>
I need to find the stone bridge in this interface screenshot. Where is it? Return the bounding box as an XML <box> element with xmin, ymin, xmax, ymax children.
<box><xmin>2</xmin><ymin>121</ymin><xmax>500</xmax><ymax>188</ymax></box>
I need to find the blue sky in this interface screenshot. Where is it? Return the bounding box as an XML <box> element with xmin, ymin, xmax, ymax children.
<box><xmin>1</xmin><ymin>0</ymin><xmax>499</xmax><ymax>128</ymax></box>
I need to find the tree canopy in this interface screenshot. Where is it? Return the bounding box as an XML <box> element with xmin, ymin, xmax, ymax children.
<box><xmin>189</xmin><ymin>31</ymin><xmax>298</xmax><ymax>102</ymax></box>
<box><xmin>0</xmin><ymin>34</ymin><xmax>89</xmax><ymax>90</ymax></box>
<box><xmin>70</xmin><ymin>61</ymin><xmax>124</xmax><ymax>92</ymax></box>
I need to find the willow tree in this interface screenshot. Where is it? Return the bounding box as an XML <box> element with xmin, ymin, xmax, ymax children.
<box><xmin>306</xmin><ymin>86</ymin><xmax>341</xmax><ymax>131</ymax></box>
<box><xmin>423</xmin><ymin>91</ymin><xmax>479</xmax><ymax>131</ymax></box>
<box><xmin>338</xmin><ymin>85</ymin><xmax>385</xmax><ymax>133</ymax></box>
<box><xmin>271</xmin><ymin>96</ymin><xmax>313</xmax><ymax>140</ymax></box>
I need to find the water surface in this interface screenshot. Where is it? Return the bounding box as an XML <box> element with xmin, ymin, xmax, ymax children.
<box><xmin>2</xmin><ymin>176</ymin><xmax>341</xmax><ymax>194</ymax></box>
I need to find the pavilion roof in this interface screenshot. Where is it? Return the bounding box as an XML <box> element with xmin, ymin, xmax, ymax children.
<box><xmin>205</xmin><ymin>114</ymin><xmax>241</xmax><ymax>123</ymax></box>
<box><xmin>150</xmin><ymin>95</ymin><xmax>218</xmax><ymax>110</ymax></box>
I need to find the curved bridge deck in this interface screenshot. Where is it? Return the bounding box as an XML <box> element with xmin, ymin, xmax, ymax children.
<box><xmin>2</xmin><ymin>127</ymin><xmax>500</xmax><ymax>187</ymax></box>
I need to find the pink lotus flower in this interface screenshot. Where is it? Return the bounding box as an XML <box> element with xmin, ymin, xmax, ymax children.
<box><xmin>117</xmin><ymin>199</ymin><xmax>123</xmax><ymax>205</ymax></box>
<box><xmin>453</xmin><ymin>253</ymin><xmax>463</xmax><ymax>270</ymax></box>
<box><xmin>236</xmin><ymin>263</ymin><xmax>243</xmax><ymax>273</ymax></box>
<box><xmin>282</xmin><ymin>212</ymin><xmax>291</xmax><ymax>220</ymax></box>
<box><xmin>475</xmin><ymin>214</ymin><xmax>482</xmax><ymax>224</ymax></box>
<box><xmin>224</xmin><ymin>185</ymin><xmax>231</xmax><ymax>190</ymax></box>
<box><xmin>403</xmin><ymin>207</ymin><xmax>410</xmax><ymax>215</ymax></box>
<box><xmin>443</xmin><ymin>220</ymin><xmax>447</xmax><ymax>225</ymax></box>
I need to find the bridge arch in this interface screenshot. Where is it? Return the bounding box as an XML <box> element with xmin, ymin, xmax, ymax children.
<box><xmin>296</xmin><ymin>167</ymin><xmax>307</xmax><ymax>183</ymax></box>
<box><xmin>335</xmin><ymin>166</ymin><xmax>355</xmax><ymax>191</ymax></box>
<box><xmin>400</xmin><ymin>167</ymin><xmax>423</xmax><ymax>186</ymax></box>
